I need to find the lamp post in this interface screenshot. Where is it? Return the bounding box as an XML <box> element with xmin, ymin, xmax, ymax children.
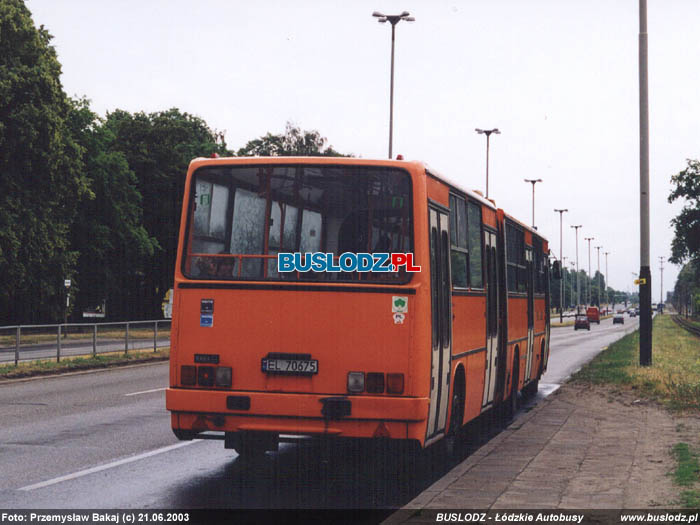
<box><xmin>595</xmin><ymin>246</ymin><xmax>602</xmax><ymax>307</ymax></box>
<box><xmin>554</xmin><ymin>208</ymin><xmax>568</xmax><ymax>322</ymax></box>
<box><xmin>571</xmin><ymin>225</ymin><xmax>582</xmax><ymax>312</ymax></box>
<box><xmin>373</xmin><ymin>11</ymin><xmax>415</xmax><ymax>160</ymax></box>
<box><xmin>659</xmin><ymin>256</ymin><xmax>664</xmax><ymax>307</ymax></box>
<box><xmin>475</xmin><ymin>128</ymin><xmax>500</xmax><ymax>199</ymax></box>
<box><xmin>604</xmin><ymin>251</ymin><xmax>610</xmax><ymax>307</ymax></box>
<box><xmin>570</xmin><ymin>261</ymin><xmax>577</xmax><ymax>311</ymax></box>
<box><xmin>584</xmin><ymin>236</ymin><xmax>594</xmax><ymax>306</ymax></box>
<box><xmin>562</xmin><ymin>256</ymin><xmax>568</xmax><ymax>309</ymax></box>
<box><xmin>524</xmin><ymin>179</ymin><xmax>543</xmax><ymax>228</ymax></box>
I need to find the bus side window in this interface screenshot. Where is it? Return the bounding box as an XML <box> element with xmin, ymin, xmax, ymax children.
<box><xmin>467</xmin><ymin>202</ymin><xmax>483</xmax><ymax>288</ymax></box>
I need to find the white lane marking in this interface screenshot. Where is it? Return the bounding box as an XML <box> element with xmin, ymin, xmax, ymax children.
<box><xmin>18</xmin><ymin>440</ymin><xmax>201</xmax><ymax>491</ymax></box>
<box><xmin>124</xmin><ymin>387</ymin><xmax>166</xmax><ymax>397</ymax></box>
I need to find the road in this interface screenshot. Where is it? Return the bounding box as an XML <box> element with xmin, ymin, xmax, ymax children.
<box><xmin>543</xmin><ymin>314</ymin><xmax>641</xmax><ymax>385</ymax></box>
<box><xmin>0</xmin><ymin>315</ymin><xmax>639</xmax><ymax>512</ymax></box>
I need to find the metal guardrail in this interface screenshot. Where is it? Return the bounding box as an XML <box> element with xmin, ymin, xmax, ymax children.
<box><xmin>0</xmin><ymin>320</ymin><xmax>171</xmax><ymax>367</ymax></box>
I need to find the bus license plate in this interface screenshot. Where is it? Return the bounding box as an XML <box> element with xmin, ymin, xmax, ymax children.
<box><xmin>262</xmin><ymin>358</ymin><xmax>318</xmax><ymax>375</ymax></box>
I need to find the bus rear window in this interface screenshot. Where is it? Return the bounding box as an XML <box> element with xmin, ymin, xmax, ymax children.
<box><xmin>184</xmin><ymin>165</ymin><xmax>413</xmax><ymax>283</ymax></box>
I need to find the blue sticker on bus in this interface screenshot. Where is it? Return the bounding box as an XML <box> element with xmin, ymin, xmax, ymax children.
<box><xmin>200</xmin><ymin>314</ymin><xmax>213</xmax><ymax>327</ymax></box>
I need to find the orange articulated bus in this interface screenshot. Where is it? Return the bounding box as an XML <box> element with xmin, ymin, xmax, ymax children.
<box><xmin>166</xmin><ymin>156</ymin><xmax>551</xmax><ymax>457</ymax></box>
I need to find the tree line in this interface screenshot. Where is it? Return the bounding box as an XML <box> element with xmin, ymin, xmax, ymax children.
<box><xmin>0</xmin><ymin>1</ymin><xmax>345</xmax><ymax>324</ymax></box>
<box><xmin>669</xmin><ymin>159</ymin><xmax>700</xmax><ymax>316</ymax></box>
<box><xmin>550</xmin><ymin>267</ymin><xmax>633</xmax><ymax>312</ymax></box>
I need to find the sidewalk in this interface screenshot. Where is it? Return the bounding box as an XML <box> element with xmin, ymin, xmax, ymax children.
<box><xmin>385</xmin><ymin>382</ymin><xmax>690</xmax><ymax>521</ymax></box>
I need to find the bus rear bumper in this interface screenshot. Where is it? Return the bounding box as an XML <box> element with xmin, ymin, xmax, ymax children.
<box><xmin>166</xmin><ymin>388</ymin><xmax>429</xmax><ymax>441</ymax></box>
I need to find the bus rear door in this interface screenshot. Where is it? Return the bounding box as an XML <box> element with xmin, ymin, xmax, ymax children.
<box><xmin>426</xmin><ymin>205</ymin><xmax>452</xmax><ymax>443</ymax></box>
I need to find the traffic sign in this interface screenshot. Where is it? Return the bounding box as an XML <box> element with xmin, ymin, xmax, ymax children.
<box><xmin>64</xmin><ymin>279</ymin><xmax>71</xmax><ymax>288</ymax></box>
<box><xmin>634</xmin><ymin>278</ymin><xmax>647</xmax><ymax>285</ymax></box>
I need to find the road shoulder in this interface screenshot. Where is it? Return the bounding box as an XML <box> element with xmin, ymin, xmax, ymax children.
<box><xmin>386</xmin><ymin>383</ymin><xmax>685</xmax><ymax>521</ymax></box>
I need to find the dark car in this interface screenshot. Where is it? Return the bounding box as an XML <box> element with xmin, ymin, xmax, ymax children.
<box><xmin>574</xmin><ymin>314</ymin><xmax>591</xmax><ymax>331</ymax></box>
<box><xmin>613</xmin><ymin>313</ymin><xmax>625</xmax><ymax>324</ymax></box>
<box><xmin>629</xmin><ymin>308</ymin><xmax>637</xmax><ymax>318</ymax></box>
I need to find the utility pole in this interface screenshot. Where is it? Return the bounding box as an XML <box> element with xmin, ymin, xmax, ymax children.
<box><xmin>554</xmin><ymin>209</ymin><xmax>568</xmax><ymax>322</ymax></box>
<box><xmin>638</xmin><ymin>0</ymin><xmax>652</xmax><ymax>366</ymax></box>
<box><xmin>585</xmin><ymin>236</ymin><xmax>594</xmax><ymax>306</ymax></box>
<box><xmin>571</xmin><ymin>225</ymin><xmax>582</xmax><ymax>312</ymax></box>
<box><xmin>595</xmin><ymin>246</ymin><xmax>602</xmax><ymax>307</ymax></box>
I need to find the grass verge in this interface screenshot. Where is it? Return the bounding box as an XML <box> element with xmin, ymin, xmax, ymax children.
<box><xmin>0</xmin><ymin>348</ymin><xmax>169</xmax><ymax>381</ymax></box>
<box><xmin>671</xmin><ymin>443</ymin><xmax>700</xmax><ymax>508</ymax></box>
<box><xmin>572</xmin><ymin>315</ymin><xmax>700</xmax><ymax>410</ymax></box>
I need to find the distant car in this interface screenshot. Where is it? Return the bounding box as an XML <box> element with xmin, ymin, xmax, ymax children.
<box><xmin>613</xmin><ymin>313</ymin><xmax>625</xmax><ymax>324</ymax></box>
<box><xmin>629</xmin><ymin>308</ymin><xmax>637</xmax><ymax>317</ymax></box>
<box><xmin>586</xmin><ymin>307</ymin><xmax>601</xmax><ymax>324</ymax></box>
<box><xmin>574</xmin><ymin>314</ymin><xmax>591</xmax><ymax>331</ymax></box>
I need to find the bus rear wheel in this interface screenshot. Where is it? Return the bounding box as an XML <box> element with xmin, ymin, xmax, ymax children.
<box><xmin>226</xmin><ymin>431</ymin><xmax>277</xmax><ymax>459</ymax></box>
<box><xmin>444</xmin><ymin>373</ymin><xmax>465</xmax><ymax>458</ymax></box>
<box><xmin>504</xmin><ymin>353</ymin><xmax>520</xmax><ymax>421</ymax></box>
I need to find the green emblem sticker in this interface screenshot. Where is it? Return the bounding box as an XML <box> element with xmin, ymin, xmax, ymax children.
<box><xmin>392</xmin><ymin>296</ymin><xmax>408</xmax><ymax>313</ymax></box>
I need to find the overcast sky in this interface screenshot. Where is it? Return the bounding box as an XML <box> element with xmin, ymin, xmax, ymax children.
<box><xmin>25</xmin><ymin>0</ymin><xmax>700</xmax><ymax>299</ymax></box>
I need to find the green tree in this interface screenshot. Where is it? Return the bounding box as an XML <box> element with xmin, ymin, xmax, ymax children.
<box><xmin>673</xmin><ymin>262</ymin><xmax>699</xmax><ymax>316</ymax></box>
<box><xmin>67</xmin><ymin>98</ymin><xmax>159</xmax><ymax>320</ymax></box>
<box><xmin>237</xmin><ymin>122</ymin><xmax>350</xmax><ymax>157</ymax></box>
<box><xmin>104</xmin><ymin>108</ymin><xmax>228</xmax><ymax>318</ymax></box>
<box><xmin>0</xmin><ymin>1</ymin><xmax>89</xmax><ymax>323</ymax></box>
<box><xmin>668</xmin><ymin>159</ymin><xmax>700</xmax><ymax>267</ymax></box>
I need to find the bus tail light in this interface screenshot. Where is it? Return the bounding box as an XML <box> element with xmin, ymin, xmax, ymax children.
<box><xmin>386</xmin><ymin>373</ymin><xmax>404</xmax><ymax>394</ymax></box>
<box><xmin>181</xmin><ymin>365</ymin><xmax>196</xmax><ymax>386</ymax></box>
<box><xmin>198</xmin><ymin>366</ymin><xmax>215</xmax><ymax>387</ymax></box>
<box><xmin>366</xmin><ymin>373</ymin><xmax>385</xmax><ymax>393</ymax></box>
<box><xmin>216</xmin><ymin>366</ymin><xmax>232</xmax><ymax>387</ymax></box>
<box><xmin>347</xmin><ymin>372</ymin><xmax>364</xmax><ymax>393</ymax></box>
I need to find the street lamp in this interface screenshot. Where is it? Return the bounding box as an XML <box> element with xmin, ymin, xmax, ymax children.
<box><xmin>604</xmin><ymin>251</ymin><xmax>610</xmax><ymax>306</ymax></box>
<box><xmin>571</xmin><ymin>225</ymin><xmax>582</xmax><ymax>312</ymax></box>
<box><xmin>524</xmin><ymin>179</ymin><xmax>543</xmax><ymax>228</ymax></box>
<box><xmin>475</xmin><ymin>128</ymin><xmax>500</xmax><ymax>199</ymax></box>
<box><xmin>659</xmin><ymin>256</ymin><xmax>664</xmax><ymax>306</ymax></box>
<box><xmin>373</xmin><ymin>11</ymin><xmax>415</xmax><ymax>160</ymax></box>
<box><xmin>562</xmin><ymin>256</ymin><xmax>568</xmax><ymax>309</ymax></box>
<box><xmin>595</xmin><ymin>245</ymin><xmax>602</xmax><ymax>307</ymax></box>
<box><xmin>570</xmin><ymin>261</ymin><xmax>577</xmax><ymax>311</ymax></box>
<box><xmin>585</xmin><ymin>236</ymin><xmax>594</xmax><ymax>306</ymax></box>
<box><xmin>554</xmin><ymin>208</ymin><xmax>568</xmax><ymax>322</ymax></box>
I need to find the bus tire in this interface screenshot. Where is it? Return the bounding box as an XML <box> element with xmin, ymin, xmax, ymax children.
<box><xmin>226</xmin><ymin>431</ymin><xmax>274</xmax><ymax>460</ymax></box>
<box><xmin>505</xmin><ymin>351</ymin><xmax>520</xmax><ymax>421</ymax></box>
<box><xmin>444</xmin><ymin>370</ymin><xmax>465</xmax><ymax>458</ymax></box>
<box><xmin>172</xmin><ymin>429</ymin><xmax>196</xmax><ymax>441</ymax></box>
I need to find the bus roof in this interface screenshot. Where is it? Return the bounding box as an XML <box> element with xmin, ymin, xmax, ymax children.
<box><xmin>504</xmin><ymin>212</ymin><xmax>547</xmax><ymax>243</ymax></box>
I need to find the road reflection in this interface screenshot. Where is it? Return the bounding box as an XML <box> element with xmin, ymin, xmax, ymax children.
<box><xmin>169</xmin><ymin>410</ymin><xmax>515</xmax><ymax>514</ymax></box>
